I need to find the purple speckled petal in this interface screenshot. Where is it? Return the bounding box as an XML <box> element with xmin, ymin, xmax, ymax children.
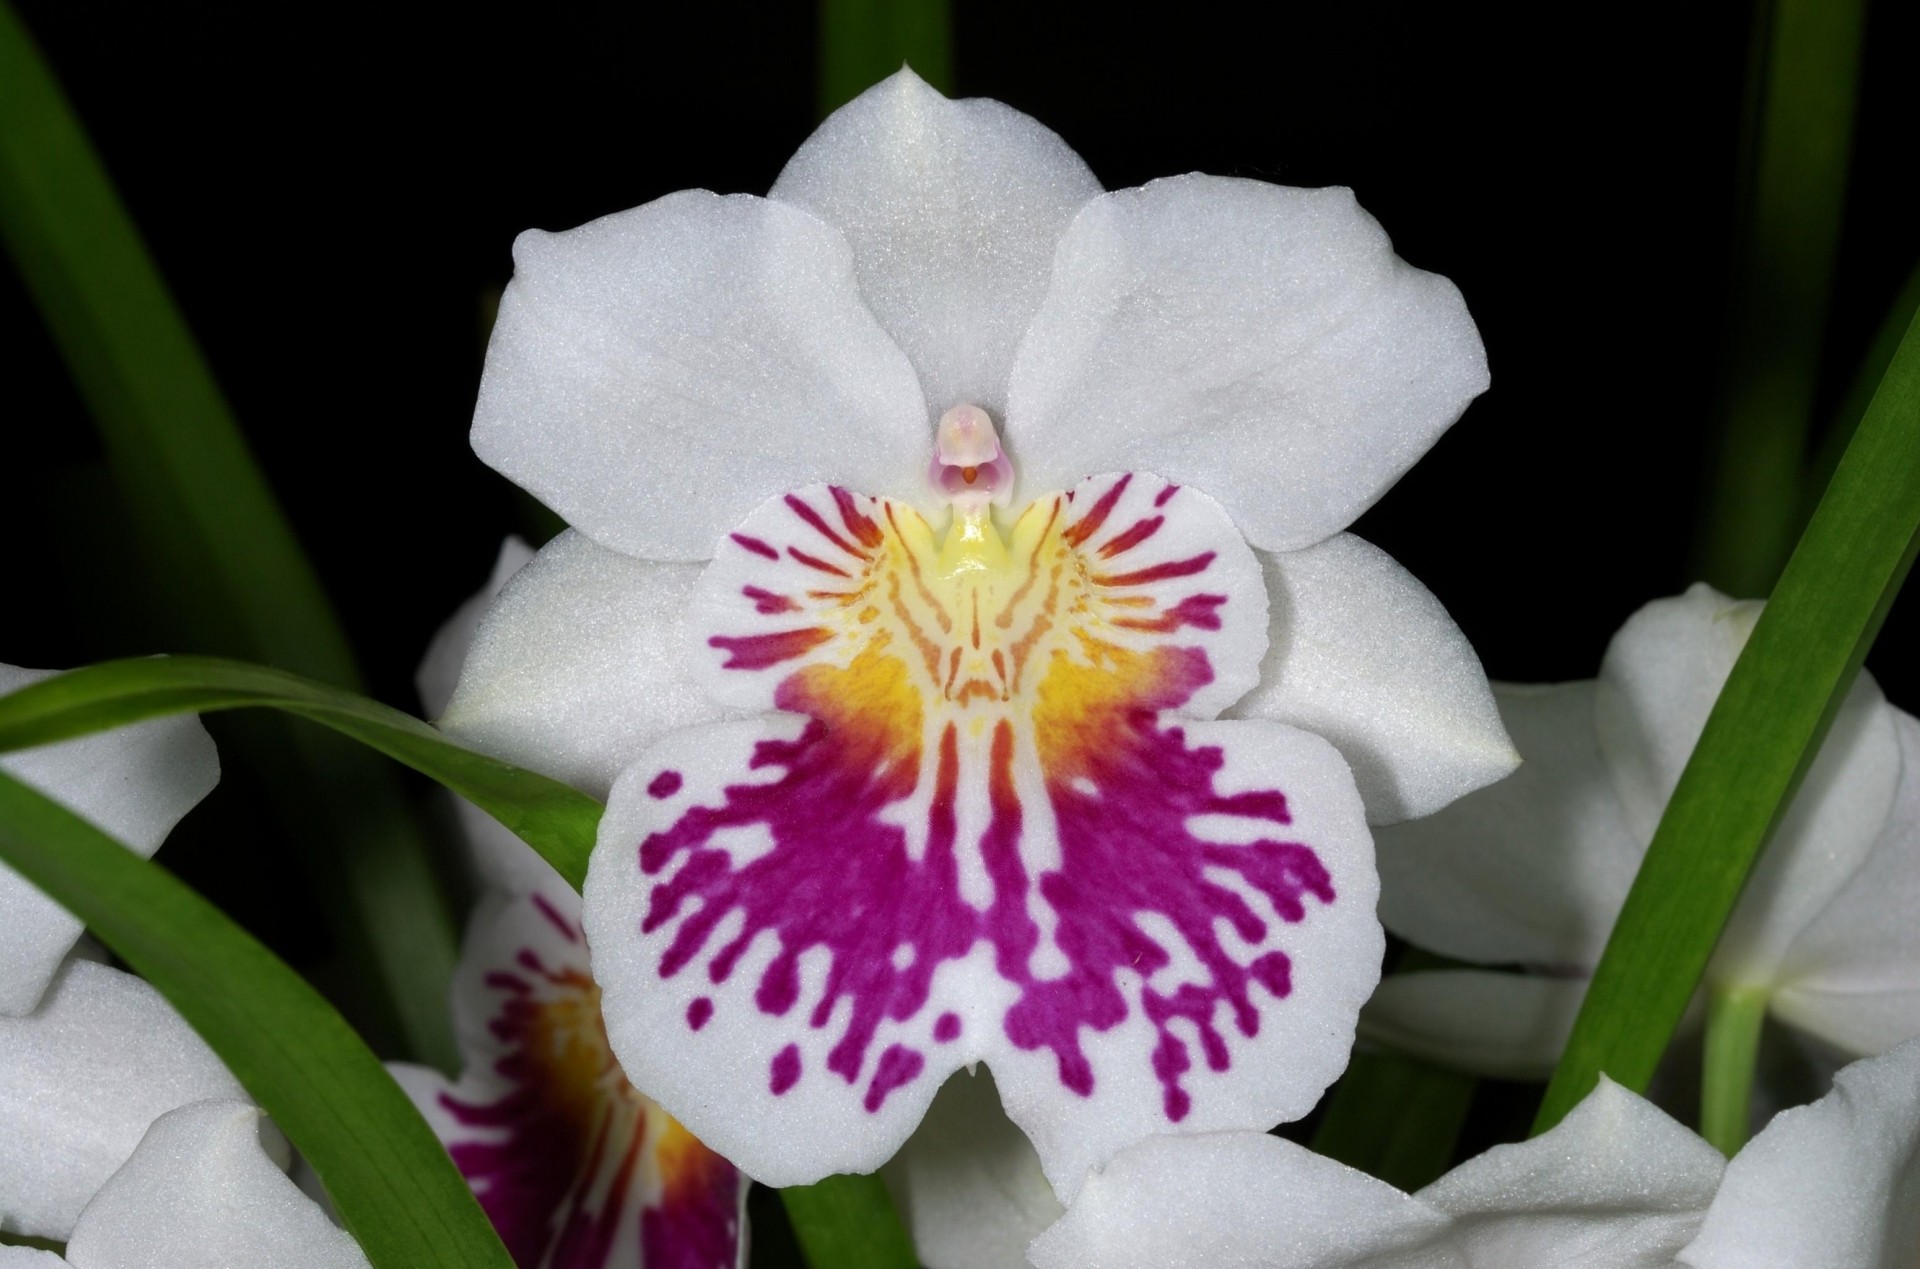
<box><xmin>395</xmin><ymin>887</ymin><xmax>746</xmax><ymax>1269</ymax></box>
<box><xmin>584</xmin><ymin>474</ymin><xmax>1381</xmax><ymax>1195</ymax></box>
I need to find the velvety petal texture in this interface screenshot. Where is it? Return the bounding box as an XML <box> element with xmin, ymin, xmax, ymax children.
<box><xmin>61</xmin><ymin>1100</ymin><xmax>369</xmax><ymax>1269</ymax></box>
<box><xmin>0</xmin><ymin>960</ymin><xmax>249</xmax><ymax>1240</ymax></box>
<box><xmin>417</xmin><ymin>536</ymin><xmax>537</xmax><ymax>720</ymax></box>
<box><xmin>1029</xmin><ymin>1077</ymin><xmax>1723</xmax><ymax>1269</ymax></box>
<box><xmin>1678</xmin><ymin>1037</ymin><xmax>1920</xmax><ymax>1268</ymax></box>
<box><xmin>470</xmin><ymin>191</ymin><xmax>930</xmax><ymax>562</ymax></box>
<box><xmin>586</xmin><ymin>472</ymin><xmax>1381</xmax><ymax>1194</ymax></box>
<box><xmin>1005</xmin><ymin>175</ymin><xmax>1488</xmax><ymax>553</ymax></box>
<box><xmin>0</xmin><ymin>664</ymin><xmax>219</xmax><ymax>1017</ymax></box>
<box><xmin>438</xmin><ymin>531</ymin><xmax>748</xmax><ymax>801</ymax></box>
<box><xmin>770</xmin><ymin>69</ymin><xmax>1101</xmax><ymax>419</ymax></box>
<box><xmin>1227</xmin><ymin>534</ymin><xmax>1516</xmax><ymax>824</ymax></box>
<box><xmin>396</xmin><ymin>885</ymin><xmax>747</xmax><ymax>1269</ymax></box>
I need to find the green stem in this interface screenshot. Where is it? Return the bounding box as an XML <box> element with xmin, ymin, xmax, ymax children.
<box><xmin>1701</xmin><ymin>984</ymin><xmax>1770</xmax><ymax>1156</ymax></box>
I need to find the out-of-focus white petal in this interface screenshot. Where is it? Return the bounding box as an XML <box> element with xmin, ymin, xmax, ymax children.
<box><xmin>415</xmin><ymin>536</ymin><xmax>535</xmax><ymax>719</ymax></box>
<box><xmin>1418</xmin><ymin>1076</ymin><xmax>1724</xmax><ymax>1267</ymax></box>
<box><xmin>0</xmin><ymin>665</ymin><xmax>219</xmax><ymax>1017</ymax></box>
<box><xmin>1595</xmin><ymin>585</ymin><xmax>1903</xmax><ymax>983</ymax></box>
<box><xmin>770</xmin><ymin>69</ymin><xmax>1100</xmax><ymax>419</ymax></box>
<box><xmin>470</xmin><ymin>190</ymin><xmax>930</xmax><ymax>562</ymax></box>
<box><xmin>1027</xmin><ymin>1131</ymin><xmax>1457</xmax><ymax>1269</ymax></box>
<box><xmin>1376</xmin><ymin>681</ymin><xmax>1642</xmax><ymax>968</ymax></box>
<box><xmin>1679</xmin><ymin>1038</ymin><xmax>1920</xmax><ymax>1268</ymax></box>
<box><xmin>1227</xmin><ymin>535</ymin><xmax>1515</xmax><ymax>824</ymax></box>
<box><xmin>884</xmin><ymin>1067</ymin><xmax>1062</xmax><ymax>1269</ymax></box>
<box><xmin>62</xmin><ymin>1100</ymin><xmax>369</xmax><ymax>1269</ymax></box>
<box><xmin>1005</xmin><ymin>175</ymin><xmax>1488</xmax><ymax>554</ymax></box>
<box><xmin>0</xmin><ymin>961</ymin><xmax>247</xmax><ymax>1240</ymax></box>
<box><xmin>1770</xmin><ymin>709</ymin><xmax>1920</xmax><ymax>1054</ymax></box>
<box><xmin>1358</xmin><ymin>970</ymin><xmax>1585</xmax><ymax>1081</ymax></box>
<box><xmin>437</xmin><ymin>530</ymin><xmax>749</xmax><ymax>801</ymax></box>
<box><xmin>0</xmin><ymin>1250</ymin><xmax>64</xmax><ymax>1265</ymax></box>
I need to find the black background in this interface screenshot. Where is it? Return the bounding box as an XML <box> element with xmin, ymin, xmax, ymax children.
<box><xmin>4</xmin><ymin>0</ymin><xmax>1918</xmax><ymax>1219</ymax></box>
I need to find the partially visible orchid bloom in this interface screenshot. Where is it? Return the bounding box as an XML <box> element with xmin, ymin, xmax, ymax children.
<box><xmin>1364</xmin><ymin>584</ymin><xmax>1920</xmax><ymax>1079</ymax></box>
<box><xmin>438</xmin><ymin>69</ymin><xmax>1517</xmax><ymax>1193</ymax></box>
<box><xmin>1027</xmin><ymin>1038</ymin><xmax>1920</xmax><ymax>1269</ymax></box>
<box><xmin>0</xmin><ymin>662</ymin><xmax>219</xmax><ymax>1017</ymax></box>
<box><xmin>392</xmin><ymin>885</ymin><xmax>748</xmax><ymax>1269</ymax></box>
<box><xmin>1</xmin><ymin>1099</ymin><xmax>369</xmax><ymax>1269</ymax></box>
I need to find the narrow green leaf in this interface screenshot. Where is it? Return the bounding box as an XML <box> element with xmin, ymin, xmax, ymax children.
<box><xmin>0</xmin><ymin>656</ymin><xmax>601</xmax><ymax>890</ymax></box>
<box><xmin>1694</xmin><ymin>0</ymin><xmax>1867</xmax><ymax>596</ymax></box>
<box><xmin>781</xmin><ymin>1174</ymin><xmax>919</xmax><ymax>1269</ymax></box>
<box><xmin>0</xmin><ymin>772</ymin><xmax>514</xmax><ymax>1269</ymax></box>
<box><xmin>818</xmin><ymin>0</ymin><xmax>953</xmax><ymax>116</ymax></box>
<box><xmin>1535</xmin><ymin>302</ymin><xmax>1920</xmax><ymax>1133</ymax></box>
<box><xmin>1309</xmin><ymin>1049</ymin><xmax>1475</xmax><ymax>1192</ymax></box>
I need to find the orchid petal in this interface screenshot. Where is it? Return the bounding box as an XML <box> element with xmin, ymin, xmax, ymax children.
<box><xmin>1227</xmin><ymin>534</ymin><xmax>1516</xmax><ymax>824</ymax></box>
<box><xmin>585</xmin><ymin>473</ymin><xmax>1377</xmax><ymax>1194</ymax></box>
<box><xmin>397</xmin><ymin>886</ymin><xmax>747</xmax><ymax>1269</ymax></box>
<box><xmin>0</xmin><ymin>1249</ymin><xmax>63</xmax><ymax>1265</ymax></box>
<box><xmin>0</xmin><ymin>960</ymin><xmax>248</xmax><ymax>1240</ymax></box>
<box><xmin>1358</xmin><ymin>970</ymin><xmax>1585</xmax><ymax>1081</ymax></box>
<box><xmin>1679</xmin><ymin>1038</ymin><xmax>1920</xmax><ymax>1268</ymax></box>
<box><xmin>1417</xmin><ymin>1076</ymin><xmax>1723</xmax><ymax>1268</ymax></box>
<box><xmin>1026</xmin><ymin>1131</ymin><xmax>1457</xmax><ymax>1269</ymax></box>
<box><xmin>438</xmin><ymin>530</ymin><xmax>749</xmax><ymax>801</ymax></box>
<box><xmin>1770</xmin><ymin>708</ymin><xmax>1920</xmax><ymax>1054</ymax></box>
<box><xmin>1375</xmin><ymin>681</ymin><xmax>1642</xmax><ymax>968</ymax></box>
<box><xmin>883</xmin><ymin>1067</ymin><xmax>1061</xmax><ymax>1269</ymax></box>
<box><xmin>0</xmin><ymin>664</ymin><xmax>218</xmax><ymax>1017</ymax></box>
<box><xmin>416</xmin><ymin>536</ymin><xmax>536</xmax><ymax>719</ymax></box>
<box><xmin>1005</xmin><ymin>175</ymin><xmax>1488</xmax><ymax>553</ymax></box>
<box><xmin>770</xmin><ymin>68</ymin><xmax>1101</xmax><ymax>419</ymax></box>
<box><xmin>62</xmin><ymin>1100</ymin><xmax>368</xmax><ymax>1269</ymax></box>
<box><xmin>470</xmin><ymin>190</ymin><xmax>929</xmax><ymax>562</ymax></box>
<box><xmin>1595</xmin><ymin>585</ymin><xmax>1903</xmax><ymax>984</ymax></box>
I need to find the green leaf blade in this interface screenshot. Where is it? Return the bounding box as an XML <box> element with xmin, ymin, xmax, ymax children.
<box><xmin>781</xmin><ymin>1174</ymin><xmax>920</xmax><ymax>1269</ymax></box>
<box><xmin>0</xmin><ymin>656</ymin><xmax>600</xmax><ymax>891</ymax></box>
<box><xmin>0</xmin><ymin>772</ymin><xmax>515</xmax><ymax>1269</ymax></box>
<box><xmin>1535</xmin><ymin>302</ymin><xmax>1920</xmax><ymax>1133</ymax></box>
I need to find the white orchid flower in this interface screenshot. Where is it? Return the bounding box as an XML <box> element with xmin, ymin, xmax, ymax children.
<box><xmin>391</xmin><ymin>883</ymin><xmax>748</xmax><ymax>1269</ymax></box>
<box><xmin>0</xmin><ymin>958</ymin><xmax>257</xmax><ymax>1242</ymax></box>
<box><xmin>1366</xmin><ymin>584</ymin><xmax>1920</xmax><ymax>1080</ymax></box>
<box><xmin>438</xmin><ymin>68</ymin><xmax>1516</xmax><ymax>1194</ymax></box>
<box><xmin>1</xmin><ymin>1099</ymin><xmax>369</xmax><ymax>1269</ymax></box>
<box><xmin>0</xmin><ymin>663</ymin><xmax>219</xmax><ymax>1017</ymax></box>
<box><xmin>1027</xmin><ymin>1037</ymin><xmax>1920</xmax><ymax>1269</ymax></box>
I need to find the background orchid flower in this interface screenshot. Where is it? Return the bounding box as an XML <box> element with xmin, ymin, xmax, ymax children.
<box><xmin>0</xmin><ymin>663</ymin><xmax>218</xmax><ymax>1017</ymax></box>
<box><xmin>1027</xmin><ymin>1036</ymin><xmax>1920</xmax><ymax>1269</ymax></box>
<box><xmin>1</xmin><ymin>1100</ymin><xmax>370</xmax><ymax>1269</ymax></box>
<box><xmin>436</xmin><ymin>68</ymin><xmax>1515</xmax><ymax>1195</ymax></box>
<box><xmin>392</xmin><ymin>884</ymin><xmax>749</xmax><ymax>1269</ymax></box>
<box><xmin>1365</xmin><ymin>584</ymin><xmax>1920</xmax><ymax>1079</ymax></box>
<box><xmin>0</xmin><ymin>958</ymin><xmax>259</xmax><ymax>1242</ymax></box>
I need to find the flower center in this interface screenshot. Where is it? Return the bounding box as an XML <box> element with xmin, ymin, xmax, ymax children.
<box><xmin>928</xmin><ymin>404</ymin><xmax>1014</xmax><ymax>516</ymax></box>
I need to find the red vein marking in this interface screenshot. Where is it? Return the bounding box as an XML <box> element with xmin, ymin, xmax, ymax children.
<box><xmin>996</xmin><ymin>498</ymin><xmax>1062</xmax><ymax>629</ymax></box>
<box><xmin>786</xmin><ymin>493</ymin><xmax>866</xmax><ymax>559</ymax></box>
<box><xmin>742</xmin><ymin>585</ymin><xmax>800</xmax><ymax>615</ymax></box>
<box><xmin>1154</xmin><ymin>484</ymin><xmax>1180</xmax><ymax>508</ymax></box>
<box><xmin>945</xmin><ymin>647</ymin><xmax>962</xmax><ymax>697</ymax></box>
<box><xmin>709</xmin><ymin>627</ymin><xmax>834</xmax><ymax>670</ymax></box>
<box><xmin>1114</xmin><ymin>593</ymin><xmax>1229</xmax><ymax>633</ymax></box>
<box><xmin>830</xmin><ymin>487</ymin><xmax>886</xmax><ymax>549</ymax></box>
<box><xmin>885</xmin><ymin>572</ymin><xmax>946</xmax><ymax>680</ymax></box>
<box><xmin>1098</xmin><ymin>515</ymin><xmax>1165</xmax><ymax>559</ymax></box>
<box><xmin>788</xmin><ymin>547</ymin><xmax>852</xmax><ymax>578</ymax></box>
<box><xmin>731</xmin><ymin>533</ymin><xmax>779</xmax><ymax>560</ymax></box>
<box><xmin>1095</xmin><ymin>551</ymin><xmax>1217</xmax><ymax>587</ymax></box>
<box><xmin>971</xmin><ymin>593</ymin><xmax>981</xmax><ymax>649</ymax></box>
<box><xmin>530</xmin><ymin>892</ymin><xmax>580</xmax><ymax>942</ymax></box>
<box><xmin>1063</xmin><ymin>474</ymin><xmax>1133</xmax><ymax>547</ymax></box>
<box><xmin>884</xmin><ymin>503</ymin><xmax>953</xmax><ymax>633</ymax></box>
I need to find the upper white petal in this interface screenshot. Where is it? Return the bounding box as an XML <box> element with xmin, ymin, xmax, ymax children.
<box><xmin>1005</xmin><ymin>174</ymin><xmax>1488</xmax><ymax>553</ymax></box>
<box><xmin>63</xmin><ymin>1100</ymin><xmax>369</xmax><ymax>1269</ymax></box>
<box><xmin>1027</xmin><ymin>1130</ymin><xmax>1457</xmax><ymax>1269</ymax></box>
<box><xmin>1770</xmin><ymin>706</ymin><xmax>1920</xmax><ymax>1054</ymax></box>
<box><xmin>1227</xmin><ymin>534</ymin><xmax>1516</xmax><ymax>825</ymax></box>
<box><xmin>437</xmin><ymin>529</ymin><xmax>748</xmax><ymax>801</ymax></box>
<box><xmin>770</xmin><ymin>68</ymin><xmax>1101</xmax><ymax>418</ymax></box>
<box><xmin>884</xmin><ymin>1067</ymin><xmax>1063</xmax><ymax>1269</ymax></box>
<box><xmin>1417</xmin><ymin>1076</ymin><xmax>1724</xmax><ymax>1268</ymax></box>
<box><xmin>1358</xmin><ymin>970</ymin><xmax>1585</xmax><ymax>1081</ymax></box>
<box><xmin>1678</xmin><ymin>1037</ymin><xmax>1920</xmax><ymax>1268</ymax></box>
<box><xmin>1595</xmin><ymin>585</ymin><xmax>1902</xmax><ymax>985</ymax></box>
<box><xmin>414</xmin><ymin>536</ymin><xmax>535</xmax><ymax>719</ymax></box>
<box><xmin>1376</xmin><ymin>681</ymin><xmax>1643</xmax><ymax>968</ymax></box>
<box><xmin>0</xmin><ymin>960</ymin><xmax>247</xmax><ymax>1240</ymax></box>
<box><xmin>470</xmin><ymin>190</ymin><xmax>929</xmax><ymax>562</ymax></box>
<box><xmin>0</xmin><ymin>665</ymin><xmax>219</xmax><ymax>1018</ymax></box>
